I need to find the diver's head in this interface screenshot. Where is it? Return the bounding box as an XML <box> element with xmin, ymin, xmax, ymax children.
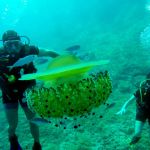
<box><xmin>2</xmin><ymin>30</ymin><xmax>23</xmax><ymax>53</ymax></box>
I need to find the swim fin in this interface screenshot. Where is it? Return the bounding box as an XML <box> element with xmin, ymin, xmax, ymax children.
<box><xmin>130</xmin><ymin>135</ymin><xmax>141</xmax><ymax>145</ymax></box>
<box><xmin>32</xmin><ymin>142</ymin><xmax>42</xmax><ymax>150</ymax></box>
<box><xmin>9</xmin><ymin>134</ymin><xmax>22</xmax><ymax>150</ymax></box>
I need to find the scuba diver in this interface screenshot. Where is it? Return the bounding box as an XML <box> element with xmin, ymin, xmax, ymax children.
<box><xmin>0</xmin><ymin>30</ymin><xmax>60</xmax><ymax>150</ymax></box>
<box><xmin>117</xmin><ymin>73</ymin><xmax>150</xmax><ymax>145</ymax></box>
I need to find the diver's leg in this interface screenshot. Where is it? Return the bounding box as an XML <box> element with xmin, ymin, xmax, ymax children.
<box><xmin>134</xmin><ymin>120</ymin><xmax>144</xmax><ymax>136</ymax></box>
<box><xmin>4</xmin><ymin>103</ymin><xmax>22</xmax><ymax>149</ymax></box>
<box><xmin>130</xmin><ymin>120</ymin><xmax>144</xmax><ymax>145</ymax></box>
<box><xmin>21</xmin><ymin>103</ymin><xmax>42</xmax><ymax>149</ymax></box>
<box><xmin>22</xmin><ymin>105</ymin><xmax>40</xmax><ymax>142</ymax></box>
<box><xmin>4</xmin><ymin>103</ymin><xmax>19</xmax><ymax>137</ymax></box>
<box><xmin>130</xmin><ymin>105</ymin><xmax>146</xmax><ymax>145</ymax></box>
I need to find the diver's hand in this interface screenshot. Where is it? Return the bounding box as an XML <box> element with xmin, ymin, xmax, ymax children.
<box><xmin>7</xmin><ymin>75</ymin><xmax>16</xmax><ymax>83</ymax></box>
<box><xmin>116</xmin><ymin>106</ymin><xmax>126</xmax><ymax>115</ymax></box>
<box><xmin>3</xmin><ymin>73</ymin><xmax>16</xmax><ymax>83</ymax></box>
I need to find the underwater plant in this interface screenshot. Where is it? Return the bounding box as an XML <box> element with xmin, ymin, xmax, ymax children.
<box><xmin>25</xmin><ymin>71</ymin><xmax>112</xmax><ymax>120</ymax></box>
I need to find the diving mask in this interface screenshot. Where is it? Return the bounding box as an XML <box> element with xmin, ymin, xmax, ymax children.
<box><xmin>3</xmin><ymin>40</ymin><xmax>22</xmax><ymax>52</ymax></box>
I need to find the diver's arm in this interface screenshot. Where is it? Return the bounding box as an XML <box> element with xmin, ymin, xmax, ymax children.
<box><xmin>38</xmin><ymin>49</ymin><xmax>60</xmax><ymax>58</ymax></box>
<box><xmin>122</xmin><ymin>95</ymin><xmax>135</xmax><ymax>108</ymax></box>
<box><xmin>38</xmin><ymin>45</ymin><xmax>81</xmax><ymax>58</ymax></box>
<box><xmin>116</xmin><ymin>95</ymin><xmax>135</xmax><ymax>115</ymax></box>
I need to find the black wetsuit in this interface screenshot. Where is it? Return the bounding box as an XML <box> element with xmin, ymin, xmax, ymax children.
<box><xmin>134</xmin><ymin>81</ymin><xmax>150</xmax><ymax>124</ymax></box>
<box><xmin>0</xmin><ymin>44</ymin><xmax>39</xmax><ymax>104</ymax></box>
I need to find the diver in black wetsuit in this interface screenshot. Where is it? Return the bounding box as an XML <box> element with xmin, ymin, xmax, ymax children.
<box><xmin>0</xmin><ymin>30</ymin><xmax>59</xmax><ymax>150</ymax></box>
<box><xmin>117</xmin><ymin>73</ymin><xmax>150</xmax><ymax>145</ymax></box>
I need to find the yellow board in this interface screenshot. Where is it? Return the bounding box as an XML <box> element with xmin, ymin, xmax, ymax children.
<box><xmin>19</xmin><ymin>59</ymin><xmax>109</xmax><ymax>81</ymax></box>
<box><xmin>47</xmin><ymin>55</ymin><xmax>81</xmax><ymax>70</ymax></box>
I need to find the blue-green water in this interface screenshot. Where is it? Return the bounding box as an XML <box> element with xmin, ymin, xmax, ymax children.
<box><xmin>0</xmin><ymin>0</ymin><xmax>149</xmax><ymax>51</ymax></box>
<box><xmin>1</xmin><ymin>0</ymin><xmax>150</xmax><ymax>149</ymax></box>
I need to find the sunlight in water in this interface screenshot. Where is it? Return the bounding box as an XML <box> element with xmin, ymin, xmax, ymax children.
<box><xmin>145</xmin><ymin>4</ymin><xmax>150</xmax><ymax>11</ymax></box>
<box><xmin>0</xmin><ymin>0</ymin><xmax>28</xmax><ymax>26</ymax></box>
<box><xmin>145</xmin><ymin>0</ymin><xmax>150</xmax><ymax>11</ymax></box>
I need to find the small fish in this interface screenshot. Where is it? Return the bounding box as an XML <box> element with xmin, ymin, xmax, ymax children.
<box><xmin>105</xmin><ymin>102</ymin><xmax>116</xmax><ymax>110</ymax></box>
<box><xmin>8</xmin><ymin>55</ymin><xmax>49</xmax><ymax>69</ymax></box>
<box><xmin>65</xmin><ymin>45</ymin><xmax>80</xmax><ymax>52</ymax></box>
<box><xmin>29</xmin><ymin>117</ymin><xmax>50</xmax><ymax>125</ymax></box>
<box><xmin>8</xmin><ymin>55</ymin><xmax>38</xmax><ymax>69</ymax></box>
